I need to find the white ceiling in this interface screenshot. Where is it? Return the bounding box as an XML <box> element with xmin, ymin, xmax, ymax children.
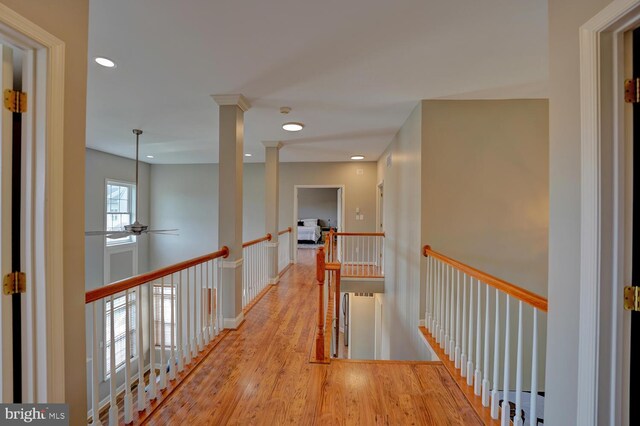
<box><xmin>86</xmin><ymin>0</ymin><xmax>548</xmax><ymax>164</ymax></box>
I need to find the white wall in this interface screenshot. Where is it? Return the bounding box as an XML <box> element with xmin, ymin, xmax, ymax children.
<box><xmin>298</xmin><ymin>188</ymin><xmax>338</xmax><ymax>228</ymax></box>
<box><xmin>348</xmin><ymin>293</ymin><xmax>376</xmax><ymax>359</ymax></box>
<box><xmin>377</xmin><ymin>104</ymin><xmax>430</xmax><ymax>360</ymax></box>
<box><xmin>545</xmin><ymin>0</ymin><xmax>612</xmax><ymax>424</ymax></box>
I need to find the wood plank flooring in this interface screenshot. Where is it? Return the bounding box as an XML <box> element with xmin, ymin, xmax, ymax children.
<box><xmin>145</xmin><ymin>249</ymin><xmax>482</xmax><ymax>425</ymax></box>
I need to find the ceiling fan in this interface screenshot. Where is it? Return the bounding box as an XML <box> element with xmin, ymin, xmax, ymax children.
<box><xmin>85</xmin><ymin>129</ymin><xmax>178</xmax><ymax>239</ymax></box>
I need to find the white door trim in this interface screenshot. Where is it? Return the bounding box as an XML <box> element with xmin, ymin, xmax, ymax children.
<box><xmin>293</xmin><ymin>184</ymin><xmax>346</xmax><ymax>263</ymax></box>
<box><xmin>0</xmin><ymin>4</ymin><xmax>65</xmax><ymax>403</ymax></box>
<box><xmin>579</xmin><ymin>1</ymin><xmax>640</xmax><ymax>424</ymax></box>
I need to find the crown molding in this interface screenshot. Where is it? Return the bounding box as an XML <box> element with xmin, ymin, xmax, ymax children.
<box><xmin>211</xmin><ymin>94</ymin><xmax>251</xmax><ymax>112</ymax></box>
<box><xmin>262</xmin><ymin>141</ymin><xmax>283</xmax><ymax>149</ymax></box>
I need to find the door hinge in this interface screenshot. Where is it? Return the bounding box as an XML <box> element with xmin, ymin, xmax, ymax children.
<box><xmin>3</xmin><ymin>272</ymin><xmax>26</xmax><ymax>295</ymax></box>
<box><xmin>3</xmin><ymin>89</ymin><xmax>27</xmax><ymax>113</ymax></box>
<box><xmin>624</xmin><ymin>286</ymin><xmax>640</xmax><ymax>311</ymax></box>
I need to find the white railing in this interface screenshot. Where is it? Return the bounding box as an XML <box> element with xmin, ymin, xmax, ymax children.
<box><xmin>423</xmin><ymin>245</ymin><xmax>547</xmax><ymax>426</ymax></box>
<box><xmin>85</xmin><ymin>248</ymin><xmax>228</xmax><ymax>425</ymax></box>
<box><xmin>330</xmin><ymin>232</ymin><xmax>384</xmax><ymax>277</ymax></box>
<box><xmin>278</xmin><ymin>227</ymin><xmax>292</xmax><ymax>273</ymax></box>
<box><xmin>242</xmin><ymin>234</ymin><xmax>271</xmax><ymax>308</ymax></box>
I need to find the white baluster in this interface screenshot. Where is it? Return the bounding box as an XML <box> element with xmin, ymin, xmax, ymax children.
<box><xmin>205</xmin><ymin>261</ymin><xmax>211</xmax><ymax>343</ymax></box>
<box><xmin>198</xmin><ymin>263</ymin><xmax>203</xmax><ymax>351</ymax></box>
<box><xmin>169</xmin><ymin>273</ymin><xmax>176</xmax><ymax>381</ymax></box>
<box><xmin>474</xmin><ymin>279</ymin><xmax>482</xmax><ymax>396</ymax></box>
<box><xmin>91</xmin><ymin>304</ymin><xmax>102</xmax><ymax>426</ymax></box>
<box><xmin>466</xmin><ymin>276</ymin><xmax>474</xmax><ymax>387</ymax></box>
<box><xmin>444</xmin><ymin>265</ymin><xmax>450</xmax><ymax>355</ymax></box>
<box><xmin>501</xmin><ymin>296</ymin><xmax>511</xmax><ymax>426</ymax></box>
<box><xmin>425</xmin><ymin>256</ymin><xmax>431</xmax><ymax>328</ymax></box>
<box><xmin>124</xmin><ymin>290</ymin><xmax>133</xmax><ymax>423</ymax></box>
<box><xmin>449</xmin><ymin>265</ymin><xmax>455</xmax><ymax>361</ymax></box>
<box><xmin>491</xmin><ymin>289</ymin><xmax>501</xmax><ymax>419</ymax></box>
<box><xmin>529</xmin><ymin>309</ymin><xmax>538</xmax><ymax>426</ymax></box>
<box><xmin>191</xmin><ymin>266</ymin><xmax>197</xmax><ymax>359</ymax></box>
<box><xmin>514</xmin><ymin>301</ymin><xmax>524</xmax><ymax>426</ymax></box>
<box><xmin>159</xmin><ymin>277</ymin><xmax>167</xmax><ymax>390</ymax></box>
<box><xmin>439</xmin><ymin>261</ymin><xmax>445</xmax><ymax>345</ymax></box>
<box><xmin>177</xmin><ymin>271</ymin><xmax>184</xmax><ymax>372</ymax></box>
<box><xmin>108</xmin><ymin>296</ymin><xmax>118</xmax><ymax>426</ymax></box>
<box><xmin>455</xmin><ymin>270</ymin><xmax>461</xmax><ymax>369</ymax></box>
<box><xmin>482</xmin><ymin>284</ymin><xmax>490</xmax><ymax>406</ymax></box>
<box><xmin>136</xmin><ymin>287</ymin><xmax>146</xmax><ymax>411</ymax></box>
<box><xmin>185</xmin><ymin>268</ymin><xmax>191</xmax><ymax>365</ymax></box>
<box><xmin>148</xmin><ymin>282</ymin><xmax>157</xmax><ymax>400</ymax></box>
<box><xmin>461</xmin><ymin>272</ymin><xmax>467</xmax><ymax>378</ymax></box>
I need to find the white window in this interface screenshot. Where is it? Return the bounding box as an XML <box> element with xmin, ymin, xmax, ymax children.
<box><xmin>104</xmin><ymin>291</ymin><xmax>137</xmax><ymax>378</ymax></box>
<box><xmin>105</xmin><ymin>180</ymin><xmax>136</xmax><ymax>246</ymax></box>
<box><xmin>153</xmin><ymin>284</ymin><xmax>177</xmax><ymax>348</ymax></box>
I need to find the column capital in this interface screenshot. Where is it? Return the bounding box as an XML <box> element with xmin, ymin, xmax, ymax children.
<box><xmin>262</xmin><ymin>141</ymin><xmax>283</xmax><ymax>149</ymax></box>
<box><xmin>211</xmin><ymin>94</ymin><xmax>251</xmax><ymax>112</ymax></box>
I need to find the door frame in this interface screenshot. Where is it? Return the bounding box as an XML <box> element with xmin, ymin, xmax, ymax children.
<box><xmin>292</xmin><ymin>184</ymin><xmax>346</xmax><ymax>263</ymax></box>
<box><xmin>0</xmin><ymin>4</ymin><xmax>65</xmax><ymax>403</ymax></box>
<box><xmin>376</xmin><ymin>180</ymin><xmax>384</xmax><ymax>233</ymax></box>
<box><xmin>579</xmin><ymin>1</ymin><xmax>640</xmax><ymax>424</ymax></box>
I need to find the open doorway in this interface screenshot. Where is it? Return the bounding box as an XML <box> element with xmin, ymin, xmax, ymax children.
<box><xmin>293</xmin><ymin>185</ymin><xmax>345</xmax><ymax>262</ymax></box>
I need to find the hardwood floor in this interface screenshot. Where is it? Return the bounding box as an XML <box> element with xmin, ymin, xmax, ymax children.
<box><xmin>145</xmin><ymin>249</ymin><xmax>482</xmax><ymax>425</ymax></box>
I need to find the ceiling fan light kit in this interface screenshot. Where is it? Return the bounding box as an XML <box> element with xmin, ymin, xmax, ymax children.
<box><xmin>85</xmin><ymin>129</ymin><xmax>178</xmax><ymax>239</ymax></box>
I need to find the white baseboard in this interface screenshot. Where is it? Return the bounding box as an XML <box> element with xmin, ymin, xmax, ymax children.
<box><xmin>269</xmin><ymin>276</ymin><xmax>279</xmax><ymax>285</ymax></box>
<box><xmin>418</xmin><ymin>319</ymin><xmax>425</xmax><ymax>327</ymax></box>
<box><xmin>223</xmin><ymin>312</ymin><xmax>245</xmax><ymax>329</ymax></box>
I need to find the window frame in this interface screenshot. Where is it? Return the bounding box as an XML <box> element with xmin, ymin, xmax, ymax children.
<box><xmin>103</xmin><ymin>290</ymin><xmax>138</xmax><ymax>380</ymax></box>
<box><xmin>104</xmin><ymin>179</ymin><xmax>137</xmax><ymax>247</ymax></box>
<box><xmin>153</xmin><ymin>283</ymin><xmax>177</xmax><ymax>349</ymax></box>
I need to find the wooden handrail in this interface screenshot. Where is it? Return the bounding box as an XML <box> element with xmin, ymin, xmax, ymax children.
<box><xmin>333</xmin><ymin>232</ymin><xmax>385</xmax><ymax>237</ymax></box>
<box><xmin>278</xmin><ymin>227</ymin><xmax>292</xmax><ymax>236</ymax></box>
<box><xmin>423</xmin><ymin>245</ymin><xmax>548</xmax><ymax>312</ymax></box>
<box><xmin>242</xmin><ymin>233</ymin><xmax>272</xmax><ymax>248</ymax></box>
<box><xmin>86</xmin><ymin>247</ymin><xmax>229</xmax><ymax>304</ymax></box>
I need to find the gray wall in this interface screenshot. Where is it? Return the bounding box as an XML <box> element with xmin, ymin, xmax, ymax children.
<box><xmin>85</xmin><ymin>149</ymin><xmax>150</xmax><ymax>290</ymax></box>
<box><xmin>298</xmin><ymin>188</ymin><xmax>338</xmax><ymax>228</ymax></box>
<box><xmin>377</xmin><ymin>104</ymin><xmax>430</xmax><ymax>360</ymax></box>
<box><xmin>545</xmin><ymin>0</ymin><xmax>612</xmax><ymax>424</ymax></box>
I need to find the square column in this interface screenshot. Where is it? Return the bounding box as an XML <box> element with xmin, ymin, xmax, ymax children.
<box><xmin>212</xmin><ymin>94</ymin><xmax>250</xmax><ymax>329</ymax></box>
<box><xmin>263</xmin><ymin>141</ymin><xmax>282</xmax><ymax>284</ymax></box>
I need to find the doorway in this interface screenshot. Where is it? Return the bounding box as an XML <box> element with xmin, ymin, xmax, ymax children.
<box><xmin>0</xmin><ymin>6</ymin><xmax>66</xmax><ymax>403</ymax></box>
<box><xmin>293</xmin><ymin>185</ymin><xmax>345</xmax><ymax>262</ymax></box>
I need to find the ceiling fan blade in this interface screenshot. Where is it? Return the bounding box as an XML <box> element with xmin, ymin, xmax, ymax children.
<box><xmin>85</xmin><ymin>230</ymin><xmax>115</xmax><ymax>236</ymax></box>
<box><xmin>105</xmin><ymin>232</ymin><xmax>133</xmax><ymax>239</ymax></box>
<box><xmin>147</xmin><ymin>229</ymin><xmax>178</xmax><ymax>233</ymax></box>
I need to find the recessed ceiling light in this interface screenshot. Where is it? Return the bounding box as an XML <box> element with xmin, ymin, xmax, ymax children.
<box><xmin>244</xmin><ymin>153</ymin><xmax>252</xmax><ymax>157</ymax></box>
<box><xmin>146</xmin><ymin>155</ymin><xmax>154</xmax><ymax>159</ymax></box>
<box><xmin>282</xmin><ymin>122</ymin><xmax>304</xmax><ymax>132</ymax></box>
<box><xmin>351</xmin><ymin>155</ymin><xmax>365</xmax><ymax>160</ymax></box>
<box><xmin>95</xmin><ymin>57</ymin><xmax>116</xmax><ymax>68</ymax></box>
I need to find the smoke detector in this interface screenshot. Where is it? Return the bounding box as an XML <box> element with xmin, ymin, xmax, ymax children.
<box><xmin>280</xmin><ymin>106</ymin><xmax>291</xmax><ymax>114</ymax></box>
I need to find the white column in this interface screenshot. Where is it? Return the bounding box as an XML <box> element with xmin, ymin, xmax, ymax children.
<box><xmin>264</xmin><ymin>142</ymin><xmax>281</xmax><ymax>285</ymax></box>
<box><xmin>212</xmin><ymin>94</ymin><xmax>251</xmax><ymax>329</ymax></box>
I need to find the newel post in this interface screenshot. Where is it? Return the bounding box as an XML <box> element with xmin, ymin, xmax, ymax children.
<box><xmin>315</xmin><ymin>247</ymin><xmax>326</xmax><ymax>360</ymax></box>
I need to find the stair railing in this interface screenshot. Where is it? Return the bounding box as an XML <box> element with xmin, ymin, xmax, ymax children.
<box><xmin>422</xmin><ymin>245</ymin><xmax>547</xmax><ymax>426</ymax></box>
<box><xmin>327</xmin><ymin>231</ymin><xmax>385</xmax><ymax>278</ymax></box>
<box><xmin>242</xmin><ymin>233</ymin><xmax>272</xmax><ymax>309</ymax></box>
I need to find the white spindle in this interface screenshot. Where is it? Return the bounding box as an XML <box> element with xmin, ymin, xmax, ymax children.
<box><xmin>444</xmin><ymin>265</ymin><xmax>450</xmax><ymax>355</ymax></box>
<box><xmin>191</xmin><ymin>266</ymin><xmax>197</xmax><ymax>358</ymax></box>
<box><xmin>439</xmin><ymin>261</ymin><xmax>445</xmax><ymax>345</ymax></box>
<box><xmin>159</xmin><ymin>277</ymin><xmax>167</xmax><ymax>390</ymax></box>
<box><xmin>449</xmin><ymin>265</ymin><xmax>455</xmax><ymax>361</ymax></box>
<box><xmin>529</xmin><ymin>309</ymin><xmax>538</xmax><ymax>426</ymax></box>
<box><xmin>474</xmin><ymin>279</ymin><xmax>482</xmax><ymax>396</ymax></box>
<box><xmin>108</xmin><ymin>296</ymin><xmax>118</xmax><ymax>426</ymax></box>
<box><xmin>170</xmin><ymin>273</ymin><xmax>176</xmax><ymax>381</ymax></box>
<box><xmin>198</xmin><ymin>263</ymin><xmax>203</xmax><ymax>351</ymax></box>
<box><xmin>425</xmin><ymin>256</ymin><xmax>431</xmax><ymax>327</ymax></box>
<box><xmin>148</xmin><ymin>282</ymin><xmax>157</xmax><ymax>400</ymax></box>
<box><xmin>136</xmin><ymin>287</ymin><xmax>146</xmax><ymax>411</ymax></box>
<box><xmin>185</xmin><ymin>267</ymin><xmax>191</xmax><ymax>365</ymax></box>
<box><xmin>91</xmin><ymin>304</ymin><xmax>102</xmax><ymax>426</ymax></box>
<box><xmin>482</xmin><ymin>284</ymin><xmax>490</xmax><ymax>406</ymax></box>
<box><xmin>467</xmin><ymin>276</ymin><xmax>474</xmax><ymax>387</ymax></box>
<box><xmin>177</xmin><ymin>271</ymin><xmax>184</xmax><ymax>372</ymax></box>
<box><xmin>501</xmin><ymin>295</ymin><xmax>511</xmax><ymax>426</ymax></box>
<box><xmin>455</xmin><ymin>270</ymin><xmax>461</xmax><ymax>369</ymax></box>
<box><xmin>514</xmin><ymin>301</ymin><xmax>524</xmax><ymax>426</ymax></box>
<box><xmin>461</xmin><ymin>273</ymin><xmax>467</xmax><ymax>378</ymax></box>
<box><xmin>491</xmin><ymin>289</ymin><xmax>501</xmax><ymax>419</ymax></box>
<box><xmin>124</xmin><ymin>290</ymin><xmax>133</xmax><ymax>423</ymax></box>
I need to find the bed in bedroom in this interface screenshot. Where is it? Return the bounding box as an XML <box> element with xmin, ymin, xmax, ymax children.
<box><xmin>297</xmin><ymin>219</ymin><xmax>322</xmax><ymax>244</ymax></box>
